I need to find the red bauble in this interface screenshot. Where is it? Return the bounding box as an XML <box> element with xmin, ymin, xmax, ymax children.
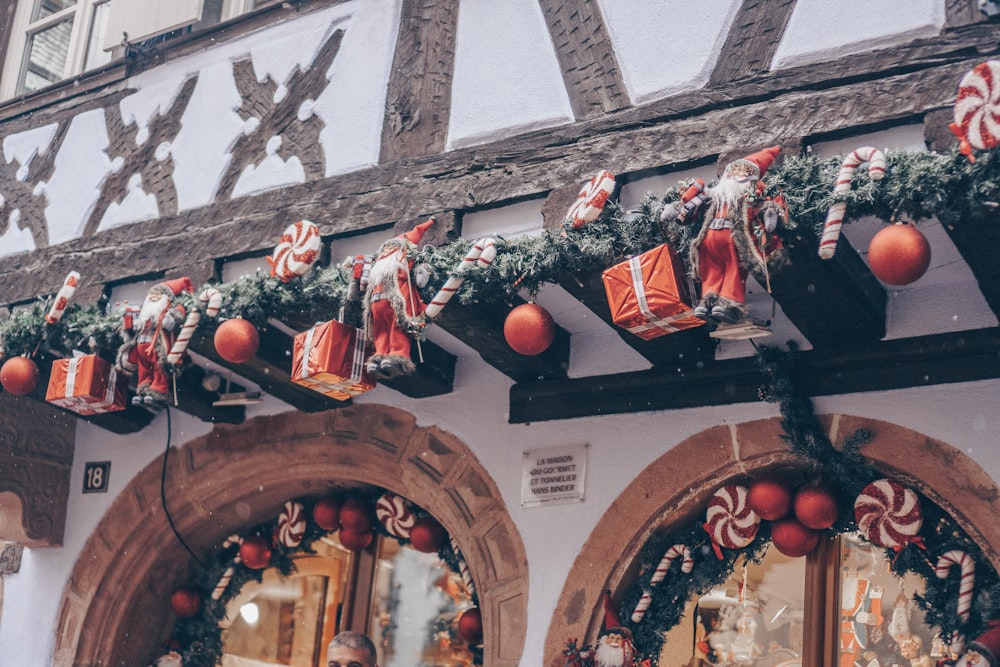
<box><xmin>503</xmin><ymin>303</ymin><xmax>556</xmax><ymax>356</ymax></box>
<box><xmin>339</xmin><ymin>529</ymin><xmax>374</xmax><ymax>552</ymax></box>
<box><xmin>457</xmin><ymin>607</ymin><xmax>484</xmax><ymax>645</ymax></box>
<box><xmin>793</xmin><ymin>482</ymin><xmax>840</xmax><ymax>530</ymax></box>
<box><xmin>239</xmin><ymin>535</ymin><xmax>273</xmax><ymax>570</ymax></box>
<box><xmin>409</xmin><ymin>516</ymin><xmax>447</xmax><ymax>553</ymax></box>
<box><xmin>338</xmin><ymin>496</ymin><xmax>372</xmax><ymax>533</ymax></box>
<box><xmin>214</xmin><ymin>318</ymin><xmax>260</xmax><ymax>364</ymax></box>
<box><xmin>312</xmin><ymin>495</ymin><xmax>341</xmax><ymax>532</ymax></box>
<box><xmin>747</xmin><ymin>477</ymin><xmax>794</xmax><ymax>521</ymax></box>
<box><xmin>867</xmin><ymin>223</ymin><xmax>931</xmax><ymax>286</ymax></box>
<box><xmin>0</xmin><ymin>356</ymin><xmax>40</xmax><ymax>395</ymax></box>
<box><xmin>169</xmin><ymin>586</ymin><xmax>203</xmax><ymax>618</ymax></box>
<box><xmin>770</xmin><ymin>517</ymin><xmax>820</xmax><ymax>557</ymax></box>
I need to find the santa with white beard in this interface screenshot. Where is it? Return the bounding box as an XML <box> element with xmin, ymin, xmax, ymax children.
<box><xmin>115</xmin><ymin>277</ymin><xmax>192</xmax><ymax>406</ymax></box>
<box><xmin>592</xmin><ymin>627</ymin><xmax>635</xmax><ymax>667</ymax></box>
<box><xmin>954</xmin><ymin>622</ymin><xmax>1000</xmax><ymax>667</ymax></box>
<box><xmin>675</xmin><ymin>146</ymin><xmax>784</xmax><ymax>325</ymax></box>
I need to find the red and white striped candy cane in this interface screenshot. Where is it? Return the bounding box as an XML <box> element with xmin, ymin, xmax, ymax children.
<box><xmin>167</xmin><ymin>288</ymin><xmax>222</xmax><ymax>365</ymax></box>
<box><xmin>935</xmin><ymin>549</ymin><xmax>975</xmax><ymax>623</ymax></box>
<box><xmin>46</xmin><ymin>271</ymin><xmax>81</xmax><ymax>324</ymax></box>
<box><xmin>817</xmin><ymin>146</ymin><xmax>886</xmax><ymax>259</ymax></box>
<box><xmin>631</xmin><ymin>544</ymin><xmax>693</xmax><ymax>623</ymax></box>
<box><xmin>424</xmin><ymin>238</ymin><xmax>497</xmax><ymax>319</ymax></box>
<box><xmin>450</xmin><ymin>535</ymin><xmax>477</xmax><ymax>598</ymax></box>
<box><xmin>211</xmin><ymin>534</ymin><xmax>243</xmax><ymax>600</ymax></box>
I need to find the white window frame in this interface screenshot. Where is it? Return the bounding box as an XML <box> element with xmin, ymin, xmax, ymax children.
<box><xmin>0</xmin><ymin>0</ymin><xmax>114</xmax><ymax>101</ymax></box>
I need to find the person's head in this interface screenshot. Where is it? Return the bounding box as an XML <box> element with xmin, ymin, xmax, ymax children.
<box><xmin>327</xmin><ymin>630</ymin><xmax>378</xmax><ymax>667</ymax></box>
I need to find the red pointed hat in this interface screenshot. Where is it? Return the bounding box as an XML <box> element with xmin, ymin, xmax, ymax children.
<box><xmin>402</xmin><ymin>217</ymin><xmax>435</xmax><ymax>244</ymax></box>
<box><xmin>161</xmin><ymin>277</ymin><xmax>194</xmax><ymax>295</ymax></box>
<box><xmin>743</xmin><ymin>145</ymin><xmax>781</xmax><ymax>175</ymax></box>
<box><xmin>968</xmin><ymin>620</ymin><xmax>1000</xmax><ymax>666</ymax></box>
<box><xmin>601</xmin><ymin>589</ymin><xmax>622</xmax><ymax>630</ymax></box>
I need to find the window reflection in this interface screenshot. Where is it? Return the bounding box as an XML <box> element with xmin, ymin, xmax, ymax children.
<box><xmin>21</xmin><ymin>18</ymin><xmax>74</xmax><ymax>93</ymax></box>
<box><xmin>32</xmin><ymin>0</ymin><xmax>77</xmax><ymax>22</ymax></box>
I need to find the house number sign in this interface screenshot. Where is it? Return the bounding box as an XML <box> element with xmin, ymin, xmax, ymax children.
<box><xmin>83</xmin><ymin>461</ymin><xmax>111</xmax><ymax>494</ymax></box>
<box><xmin>521</xmin><ymin>443</ymin><xmax>588</xmax><ymax>508</ymax></box>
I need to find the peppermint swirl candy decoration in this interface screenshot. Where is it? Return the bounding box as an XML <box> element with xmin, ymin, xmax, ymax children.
<box><xmin>268</xmin><ymin>220</ymin><xmax>321</xmax><ymax>282</ymax></box>
<box><xmin>954</xmin><ymin>61</ymin><xmax>1000</xmax><ymax>151</ymax></box>
<box><xmin>566</xmin><ymin>170</ymin><xmax>615</xmax><ymax>230</ymax></box>
<box><xmin>854</xmin><ymin>479</ymin><xmax>922</xmax><ymax>549</ymax></box>
<box><xmin>276</xmin><ymin>501</ymin><xmax>307</xmax><ymax>548</ymax></box>
<box><xmin>375</xmin><ymin>492</ymin><xmax>416</xmax><ymax>539</ymax></box>
<box><xmin>704</xmin><ymin>485</ymin><xmax>760</xmax><ymax>555</ymax></box>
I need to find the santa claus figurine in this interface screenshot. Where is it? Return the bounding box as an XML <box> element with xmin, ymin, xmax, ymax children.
<box><xmin>115</xmin><ymin>277</ymin><xmax>193</xmax><ymax>406</ymax></box>
<box><xmin>954</xmin><ymin>622</ymin><xmax>1000</xmax><ymax>666</ymax></box>
<box><xmin>593</xmin><ymin>626</ymin><xmax>635</xmax><ymax>667</ymax></box>
<box><xmin>664</xmin><ymin>146</ymin><xmax>785</xmax><ymax>325</ymax></box>
<box><xmin>363</xmin><ymin>219</ymin><xmax>436</xmax><ymax>379</ymax></box>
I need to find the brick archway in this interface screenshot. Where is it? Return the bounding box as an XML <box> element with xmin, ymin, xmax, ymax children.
<box><xmin>543</xmin><ymin>414</ymin><xmax>1000</xmax><ymax>667</ymax></box>
<box><xmin>54</xmin><ymin>404</ymin><xmax>527</xmax><ymax>667</ymax></box>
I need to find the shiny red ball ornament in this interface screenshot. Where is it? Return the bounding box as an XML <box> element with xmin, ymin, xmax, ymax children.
<box><xmin>239</xmin><ymin>535</ymin><xmax>273</xmax><ymax>570</ymax></box>
<box><xmin>867</xmin><ymin>223</ymin><xmax>931</xmax><ymax>286</ymax></box>
<box><xmin>457</xmin><ymin>607</ymin><xmax>484</xmax><ymax>645</ymax></box>
<box><xmin>770</xmin><ymin>517</ymin><xmax>820</xmax><ymax>557</ymax></box>
<box><xmin>793</xmin><ymin>482</ymin><xmax>839</xmax><ymax>530</ymax></box>
<box><xmin>503</xmin><ymin>303</ymin><xmax>556</xmax><ymax>356</ymax></box>
<box><xmin>747</xmin><ymin>477</ymin><xmax>794</xmax><ymax>521</ymax></box>
<box><xmin>214</xmin><ymin>318</ymin><xmax>260</xmax><ymax>364</ymax></box>
<box><xmin>170</xmin><ymin>586</ymin><xmax>203</xmax><ymax>618</ymax></box>
<box><xmin>338</xmin><ymin>496</ymin><xmax>372</xmax><ymax>533</ymax></box>
<box><xmin>0</xmin><ymin>356</ymin><xmax>40</xmax><ymax>395</ymax></box>
<box><xmin>409</xmin><ymin>516</ymin><xmax>447</xmax><ymax>553</ymax></box>
<box><xmin>339</xmin><ymin>529</ymin><xmax>374</xmax><ymax>552</ymax></box>
<box><xmin>312</xmin><ymin>495</ymin><xmax>341</xmax><ymax>532</ymax></box>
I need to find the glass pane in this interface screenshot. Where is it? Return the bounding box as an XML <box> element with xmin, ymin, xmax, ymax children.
<box><xmin>660</xmin><ymin>547</ymin><xmax>806</xmax><ymax>666</ymax></box>
<box><xmin>370</xmin><ymin>540</ymin><xmax>476</xmax><ymax>667</ymax></box>
<box><xmin>19</xmin><ymin>17</ymin><xmax>73</xmax><ymax>94</ymax></box>
<box><xmin>839</xmin><ymin>532</ymin><xmax>940</xmax><ymax>667</ymax></box>
<box><xmin>84</xmin><ymin>1</ymin><xmax>112</xmax><ymax>70</ymax></box>
<box><xmin>31</xmin><ymin>0</ymin><xmax>77</xmax><ymax>22</ymax></box>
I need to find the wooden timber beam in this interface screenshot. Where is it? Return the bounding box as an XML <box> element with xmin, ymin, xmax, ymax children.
<box><xmin>939</xmin><ymin>209</ymin><xmax>1000</xmax><ymax>316</ymax></box>
<box><xmin>509</xmin><ymin>325</ymin><xmax>1000</xmax><ymax>423</ymax></box>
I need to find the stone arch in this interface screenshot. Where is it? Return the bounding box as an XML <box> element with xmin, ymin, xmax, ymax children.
<box><xmin>543</xmin><ymin>414</ymin><xmax>1000</xmax><ymax>667</ymax></box>
<box><xmin>54</xmin><ymin>404</ymin><xmax>527</xmax><ymax>667</ymax></box>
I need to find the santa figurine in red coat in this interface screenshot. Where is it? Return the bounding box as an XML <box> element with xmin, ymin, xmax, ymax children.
<box><xmin>115</xmin><ymin>277</ymin><xmax>192</xmax><ymax>406</ymax></box>
<box><xmin>954</xmin><ymin>622</ymin><xmax>1000</xmax><ymax>666</ymax></box>
<box><xmin>363</xmin><ymin>219</ymin><xmax>436</xmax><ymax>379</ymax></box>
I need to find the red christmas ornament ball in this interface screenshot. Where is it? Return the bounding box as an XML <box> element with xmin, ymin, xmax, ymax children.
<box><xmin>339</xmin><ymin>529</ymin><xmax>374</xmax><ymax>552</ymax></box>
<box><xmin>458</xmin><ymin>607</ymin><xmax>484</xmax><ymax>645</ymax></box>
<box><xmin>214</xmin><ymin>318</ymin><xmax>260</xmax><ymax>364</ymax></box>
<box><xmin>503</xmin><ymin>303</ymin><xmax>556</xmax><ymax>356</ymax></box>
<box><xmin>312</xmin><ymin>495</ymin><xmax>341</xmax><ymax>532</ymax></box>
<box><xmin>0</xmin><ymin>356</ymin><xmax>40</xmax><ymax>395</ymax></box>
<box><xmin>239</xmin><ymin>535</ymin><xmax>273</xmax><ymax>570</ymax></box>
<box><xmin>169</xmin><ymin>587</ymin><xmax>203</xmax><ymax>618</ymax></box>
<box><xmin>793</xmin><ymin>482</ymin><xmax>840</xmax><ymax>530</ymax></box>
<box><xmin>747</xmin><ymin>477</ymin><xmax>794</xmax><ymax>521</ymax></box>
<box><xmin>338</xmin><ymin>496</ymin><xmax>372</xmax><ymax>533</ymax></box>
<box><xmin>770</xmin><ymin>517</ymin><xmax>820</xmax><ymax>557</ymax></box>
<box><xmin>867</xmin><ymin>223</ymin><xmax>931</xmax><ymax>286</ymax></box>
<box><xmin>409</xmin><ymin>516</ymin><xmax>447</xmax><ymax>553</ymax></box>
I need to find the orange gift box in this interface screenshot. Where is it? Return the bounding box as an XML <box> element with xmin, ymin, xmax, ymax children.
<box><xmin>292</xmin><ymin>320</ymin><xmax>376</xmax><ymax>400</ymax></box>
<box><xmin>45</xmin><ymin>354</ymin><xmax>127</xmax><ymax>415</ymax></box>
<box><xmin>602</xmin><ymin>244</ymin><xmax>703</xmax><ymax>340</ymax></box>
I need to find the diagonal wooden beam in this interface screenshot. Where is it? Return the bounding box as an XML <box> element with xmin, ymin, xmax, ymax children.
<box><xmin>709</xmin><ymin>0</ymin><xmax>799</xmax><ymax>86</ymax></box>
<box><xmin>939</xmin><ymin>209</ymin><xmax>1000</xmax><ymax>316</ymax></box>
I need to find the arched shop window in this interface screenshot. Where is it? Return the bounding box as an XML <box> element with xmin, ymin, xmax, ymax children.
<box><xmin>160</xmin><ymin>489</ymin><xmax>483</xmax><ymax>667</ymax></box>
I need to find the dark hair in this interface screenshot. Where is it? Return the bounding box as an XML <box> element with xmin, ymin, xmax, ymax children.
<box><xmin>328</xmin><ymin>630</ymin><xmax>377</xmax><ymax>665</ymax></box>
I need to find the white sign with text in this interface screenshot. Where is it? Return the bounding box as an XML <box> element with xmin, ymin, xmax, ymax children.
<box><xmin>521</xmin><ymin>443</ymin><xmax>588</xmax><ymax>507</ymax></box>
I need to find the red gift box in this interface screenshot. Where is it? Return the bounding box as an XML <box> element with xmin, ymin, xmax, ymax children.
<box><xmin>45</xmin><ymin>354</ymin><xmax>127</xmax><ymax>415</ymax></box>
<box><xmin>292</xmin><ymin>320</ymin><xmax>376</xmax><ymax>400</ymax></box>
<box><xmin>602</xmin><ymin>244</ymin><xmax>703</xmax><ymax>340</ymax></box>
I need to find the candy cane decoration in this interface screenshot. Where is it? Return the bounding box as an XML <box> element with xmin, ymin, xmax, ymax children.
<box><xmin>211</xmin><ymin>534</ymin><xmax>243</xmax><ymax>600</ymax></box>
<box><xmin>631</xmin><ymin>543</ymin><xmax>693</xmax><ymax>623</ymax></box>
<box><xmin>450</xmin><ymin>535</ymin><xmax>477</xmax><ymax>598</ymax></box>
<box><xmin>424</xmin><ymin>238</ymin><xmax>497</xmax><ymax>319</ymax></box>
<box><xmin>935</xmin><ymin>549</ymin><xmax>975</xmax><ymax>623</ymax></box>
<box><xmin>817</xmin><ymin>146</ymin><xmax>886</xmax><ymax>259</ymax></box>
<box><xmin>167</xmin><ymin>288</ymin><xmax>222</xmax><ymax>365</ymax></box>
<box><xmin>46</xmin><ymin>271</ymin><xmax>81</xmax><ymax>324</ymax></box>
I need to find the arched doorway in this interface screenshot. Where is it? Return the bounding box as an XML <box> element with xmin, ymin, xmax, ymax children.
<box><xmin>543</xmin><ymin>414</ymin><xmax>1000</xmax><ymax>667</ymax></box>
<box><xmin>53</xmin><ymin>404</ymin><xmax>528</xmax><ymax>667</ymax></box>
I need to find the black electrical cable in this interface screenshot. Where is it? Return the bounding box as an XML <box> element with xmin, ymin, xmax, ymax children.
<box><xmin>161</xmin><ymin>405</ymin><xmax>205</xmax><ymax>568</ymax></box>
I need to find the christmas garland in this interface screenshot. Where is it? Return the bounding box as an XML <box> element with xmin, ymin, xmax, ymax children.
<box><xmin>612</xmin><ymin>342</ymin><xmax>1000</xmax><ymax>666</ymax></box>
<box><xmin>2</xmin><ymin>146</ymin><xmax>999</xmax><ymax>361</ymax></box>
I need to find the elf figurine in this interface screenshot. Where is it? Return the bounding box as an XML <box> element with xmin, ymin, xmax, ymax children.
<box><xmin>363</xmin><ymin>219</ymin><xmax>436</xmax><ymax>379</ymax></box>
<box><xmin>115</xmin><ymin>277</ymin><xmax>192</xmax><ymax>406</ymax></box>
<box><xmin>662</xmin><ymin>146</ymin><xmax>786</xmax><ymax>327</ymax></box>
